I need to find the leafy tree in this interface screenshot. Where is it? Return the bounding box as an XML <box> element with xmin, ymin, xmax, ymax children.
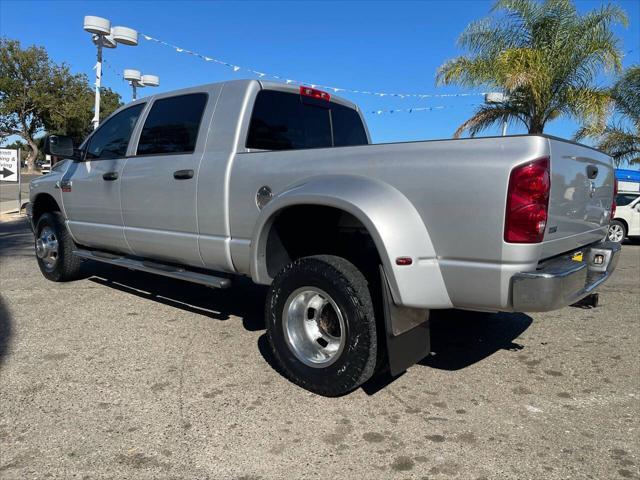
<box><xmin>437</xmin><ymin>0</ymin><xmax>627</xmax><ymax>138</ymax></box>
<box><xmin>576</xmin><ymin>66</ymin><xmax>639</xmax><ymax>165</ymax></box>
<box><xmin>0</xmin><ymin>38</ymin><xmax>122</xmax><ymax>171</ymax></box>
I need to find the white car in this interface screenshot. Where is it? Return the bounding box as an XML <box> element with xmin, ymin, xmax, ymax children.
<box><xmin>608</xmin><ymin>192</ymin><xmax>640</xmax><ymax>242</ymax></box>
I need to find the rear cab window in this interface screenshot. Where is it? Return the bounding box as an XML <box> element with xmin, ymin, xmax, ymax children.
<box><xmin>246</xmin><ymin>90</ymin><xmax>368</xmax><ymax>151</ymax></box>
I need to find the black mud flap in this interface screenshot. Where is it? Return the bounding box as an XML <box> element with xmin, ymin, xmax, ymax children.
<box><xmin>380</xmin><ymin>267</ymin><xmax>430</xmax><ymax>376</ymax></box>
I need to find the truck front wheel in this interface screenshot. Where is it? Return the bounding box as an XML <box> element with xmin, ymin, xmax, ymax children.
<box><xmin>266</xmin><ymin>255</ymin><xmax>377</xmax><ymax>396</ymax></box>
<box><xmin>35</xmin><ymin>212</ymin><xmax>82</xmax><ymax>282</ymax></box>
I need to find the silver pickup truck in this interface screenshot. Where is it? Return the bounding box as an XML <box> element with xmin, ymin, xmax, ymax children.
<box><xmin>30</xmin><ymin>79</ymin><xmax>620</xmax><ymax>396</ymax></box>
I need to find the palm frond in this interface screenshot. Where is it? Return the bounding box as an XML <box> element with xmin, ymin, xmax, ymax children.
<box><xmin>437</xmin><ymin>0</ymin><xmax>627</xmax><ymax>137</ymax></box>
<box><xmin>453</xmin><ymin>103</ymin><xmax>527</xmax><ymax>138</ymax></box>
<box><xmin>597</xmin><ymin>125</ymin><xmax>640</xmax><ymax>166</ymax></box>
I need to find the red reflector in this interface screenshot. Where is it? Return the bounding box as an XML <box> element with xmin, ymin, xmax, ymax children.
<box><xmin>300</xmin><ymin>86</ymin><xmax>331</xmax><ymax>102</ymax></box>
<box><xmin>611</xmin><ymin>177</ymin><xmax>618</xmax><ymax>218</ymax></box>
<box><xmin>504</xmin><ymin>157</ymin><xmax>550</xmax><ymax>243</ymax></box>
<box><xmin>395</xmin><ymin>257</ymin><xmax>413</xmax><ymax>266</ymax></box>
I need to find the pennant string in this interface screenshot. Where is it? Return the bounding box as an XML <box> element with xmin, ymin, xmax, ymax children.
<box><xmin>139</xmin><ymin>33</ymin><xmax>487</xmax><ymax>100</ymax></box>
<box><xmin>366</xmin><ymin>103</ymin><xmax>480</xmax><ymax>115</ymax></box>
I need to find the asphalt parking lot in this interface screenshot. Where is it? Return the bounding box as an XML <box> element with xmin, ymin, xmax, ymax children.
<box><xmin>0</xmin><ymin>216</ymin><xmax>638</xmax><ymax>479</ymax></box>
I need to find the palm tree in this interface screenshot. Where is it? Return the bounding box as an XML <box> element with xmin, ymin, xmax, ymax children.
<box><xmin>436</xmin><ymin>0</ymin><xmax>627</xmax><ymax>138</ymax></box>
<box><xmin>575</xmin><ymin>66</ymin><xmax>639</xmax><ymax>165</ymax></box>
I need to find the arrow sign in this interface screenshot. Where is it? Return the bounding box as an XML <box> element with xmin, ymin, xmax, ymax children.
<box><xmin>0</xmin><ymin>149</ymin><xmax>19</xmax><ymax>182</ymax></box>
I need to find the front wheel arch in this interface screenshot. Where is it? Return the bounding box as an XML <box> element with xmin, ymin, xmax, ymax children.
<box><xmin>31</xmin><ymin>193</ymin><xmax>62</xmax><ymax>226</ymax></box>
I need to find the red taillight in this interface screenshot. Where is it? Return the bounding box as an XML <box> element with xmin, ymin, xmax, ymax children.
<box><xmin>300</xmin><ymin>86</ymin><xmax>331</xmax><ymax>102</ymax></box>
<box><xmin>504</xmin><ymin>157</ymin><xmax>551</xmax><ymax>243</ymax></box>
<box><xmin>611</xmin><ymin>178</ymin><xmax>618</xmax><ymax>218</ymax></box>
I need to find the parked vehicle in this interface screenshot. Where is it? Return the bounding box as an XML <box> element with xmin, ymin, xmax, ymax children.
<box><xmin>28</xmin><ymin>80</ymin><xmax>620</xmax><ymax>396</ymax></box>
<box><xmin>608</xmin><ymin>192</ymin><xmax>640</xmax><ymax>243</ymax></box>
<box><xmin>39</xmin><ymin>155</ymin><xmax>52</xmax><ymax>174</ymax></box>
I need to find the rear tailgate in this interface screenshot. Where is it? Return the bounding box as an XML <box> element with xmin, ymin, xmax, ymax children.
<box><xmin>541</xmin><ymin>138</ymin><xmax>614</xmax><ymax>259</ymax></box>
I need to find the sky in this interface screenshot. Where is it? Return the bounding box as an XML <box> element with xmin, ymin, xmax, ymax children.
<box><xmin>1</xmin><ymin>0</ymin><xmax>638</xmax><ymax>157</ymax></box>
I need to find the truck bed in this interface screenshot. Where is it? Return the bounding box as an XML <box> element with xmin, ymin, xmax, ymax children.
<box><xmin>229</xmin><ymin>134</ymin><xmax>614</xmax><ymax>310</ymax></box>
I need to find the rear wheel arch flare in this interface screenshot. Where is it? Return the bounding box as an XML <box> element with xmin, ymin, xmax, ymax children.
<box><xmin>249</xmin><ymin>175</ymin><xmax>451</xmax><ymax>309</ymax></box>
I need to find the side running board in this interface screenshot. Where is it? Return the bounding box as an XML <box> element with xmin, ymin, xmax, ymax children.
<box><xmin>73</xmin><ymin>249</ymin><xmax>231</xmax><ymax>289</ymax></box>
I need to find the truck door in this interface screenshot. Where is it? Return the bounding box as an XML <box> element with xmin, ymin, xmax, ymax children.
<box><xmin>62</xmin><ymin>103</ymin><xmax>146</xmax><ymax>253</ymax></box>
<box><xmin>120</xmin><ymin>92</ymin><xmax>210</xmax><ymax>267</ymax></box>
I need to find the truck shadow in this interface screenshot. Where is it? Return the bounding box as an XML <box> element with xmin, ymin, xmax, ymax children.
<box><xmin>86</xmin><ymin>263</ymin><xmax>533</xmax><ymax>394</ymax></box>
<box><xmin>0</xmin><ymin>295</ymin><xmax>12</xmax><ymax>369</ymax></box>
<box><xmin>361</xmin><ymin>310</ymin><xmax>532</xmax><ymax>395</ymax></box>
<box><xmin>0</xmin><ymin>217</ymin><xmax>29</xmax><ymax>370</ymax></box>
<box><xmin>87</xmin><ymin>263</ymin><xmax>268</xmax><ymax>332</ymax></box>
<box><xmin>418</xmin><ymin>309</ymin><xmax>532</xmax><ymax>370</ymax></box>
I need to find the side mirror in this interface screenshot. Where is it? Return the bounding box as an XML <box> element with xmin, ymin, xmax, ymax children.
<box><xmin>43</xmin><ymin>135</ymin><xmax>74</xmax><ymax>158</ymax></box>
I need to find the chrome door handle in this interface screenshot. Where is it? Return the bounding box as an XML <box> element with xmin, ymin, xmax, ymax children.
<box><xmin>173</xmin><ymin>169</ymin><xmax>194</xmax><ymax>180</ymax></box>
<box><xmin>103</xmin><ymin>171</ymin><xmax>119</xmax><ymax>181</ymax></box>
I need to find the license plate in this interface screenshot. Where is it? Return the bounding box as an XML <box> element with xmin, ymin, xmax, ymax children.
<box><xmin>572</xmin><ymin>251</ymin><xmax>584</xmax><ymax>262</ymax></box>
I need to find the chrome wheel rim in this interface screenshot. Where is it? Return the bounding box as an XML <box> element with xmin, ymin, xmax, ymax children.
<box><xmin>608</xmin><ymin>224</ymin><xmax>624</xmax><ymax>243</ymax></box>
<box><xmin>283</xmin><ymin>287</ymin><xmax>346</xmax><ymax>368</ymax></box>
<box><xmin>36</xmin><ymin>226</ymin><xmax>59</xmax><ymax>271</ymax></box>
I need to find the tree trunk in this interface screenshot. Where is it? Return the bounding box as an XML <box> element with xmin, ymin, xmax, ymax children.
<box><xmin>24</xmin><ymin>136</ymin><xmax>38</xmax><ymax>173</ymax></box>
<box><xmin>528</xmin><ymin>116</ymin><xmax>545</xmax><ymax>135</ymax></box>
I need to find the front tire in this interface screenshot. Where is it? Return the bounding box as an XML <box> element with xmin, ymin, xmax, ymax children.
<box><xmin>607</xmin><ymin>220</ymin><xmax>627</xmax><ymax>243</ymax></box>
<box><xmin>35</xmin><ymin>212</ymin><xmax>82</xmax><ymax>282</ymax></box>
<box><xmin>266</xmin><ymin>255</ymin><xmax>377</xmax><ymax>396</ymax></box>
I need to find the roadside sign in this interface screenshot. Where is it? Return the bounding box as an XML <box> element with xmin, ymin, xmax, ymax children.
<box><xmin>0</xmin><ymin>149</ymin><xmax>19</xmax><ymax>182</ymax></box>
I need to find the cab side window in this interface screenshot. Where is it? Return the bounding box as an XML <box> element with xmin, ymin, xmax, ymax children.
<box><xmin>85</xmin><ymin>104</ymin><xmax>145</xmax><ymax>160</ymax></box>
<box><xmin>136</xmin><ymin>93</ymin><xmax>208</xmax><ymax>156</ymax></box>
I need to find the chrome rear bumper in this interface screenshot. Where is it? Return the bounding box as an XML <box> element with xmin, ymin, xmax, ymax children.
<box><xmin>511</xmin><ymin>241</ymin><xmax>621</xmax><ymax>312</ymax></box>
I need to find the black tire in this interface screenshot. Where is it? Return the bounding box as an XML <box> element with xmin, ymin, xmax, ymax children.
<box><xmin>35</xmin><ymin>212</ymin><xmax>82</xmax><ymax>282</ymax></box>
<box><xmin>607</xmin><ymin>220</ymin><xmax>627</xmax><ymax>243</ymax></box>
<box><xmin>266</xmin><ymin>255</ymin><xmax>377</xmax><ymax>396</ymax></box>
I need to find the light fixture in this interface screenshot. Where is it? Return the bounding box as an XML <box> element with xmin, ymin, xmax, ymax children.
<box><xmin>84</xmin><ymin>16</ymin><xmax>139</xmax><ymax>129</ymax></box>
<box><xmin>485</xmin><ymin>92</ymin><xmax>509</xmax><ymax>136</ymax></box>
<box><xmin>124</xmin><ymin>69</ymin><xmax>160</xmax><ymax>100</ymax></box>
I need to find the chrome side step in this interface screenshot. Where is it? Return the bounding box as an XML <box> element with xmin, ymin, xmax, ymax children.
<box><xmin>73</xmin><ymin>249</ymin><xmax>231</xmax><ymax>289</ymax></box>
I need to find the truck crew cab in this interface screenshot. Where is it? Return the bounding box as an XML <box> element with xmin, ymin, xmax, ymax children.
<box><xmin>29</xmin><ymin>80</ymin><xmax>620</xmax><ymax>396</ymax></box>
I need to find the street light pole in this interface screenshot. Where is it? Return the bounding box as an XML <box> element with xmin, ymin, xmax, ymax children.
<box><xmin>484</xmin><ymin>92</ymin><xmax>509</xmax><ymax>136</ymax></box>
<box><xmin>92</xmin><ymin>41</ymin><xmax>103</xmax><ymax>130</ymax></box>
<box><xmin>83</xmin><ymin>16</ymin><xmax>138</xmax><ymax>130</ymax></box>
